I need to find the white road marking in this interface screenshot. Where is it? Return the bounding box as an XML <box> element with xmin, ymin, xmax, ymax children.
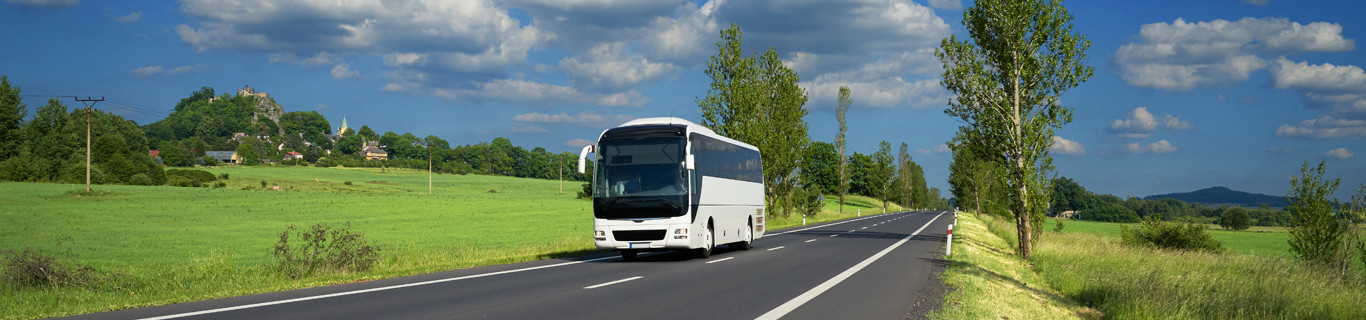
<box><xmin>766</xmin><ymin>212</ymin><xmax>894</xmax><ymax>236</ymax></box>
<box><xmin>139</xmin><ymin>255</ymin><xmax>618</xmax><ymax>319</ymax></box>
<box><xmin>705</xmin><ymin>257</ymin><xmax>734</xmax><ymax>264</ymax></box>
<box><xmin>860</xmin><ymin>227</ymin><xmax>867</xmax><ymax>230</ymax></box>
<box><xmin>584</xmin><ymin>276</ymin><xmax>643</xmax><ymax>289</ymax></box>
<box><xmin>756</xmin><ymin>211</ymin><xmax>945</xmax><ymax>320</ymax></box>
<box><xmin>805</xmin><ymin>239</ymin><xmax>817</xmax><ymax>243</ymax></box>
<box><xmin>767</xmin><ymin>246</ymin><xmax>786</xmax><ymax>251</ymax></box>
<box><xmin>829</xmin><ymin>234</ymin><xmax>837</xmax><ymax>238</ymax></box>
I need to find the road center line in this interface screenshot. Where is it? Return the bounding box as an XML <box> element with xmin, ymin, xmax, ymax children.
<box><xmin>767</xmin><ymin>246</ymin><xmax>786</xmax><ymax>251</ymax></box>
<box><xmin>705</xmin><ymin>257</ymin><xmax>734</xmax><ymax>264</ymax></box>
<box><xmin>766</xmin><ymin>211</ymin><xmax>901</xmax><ymax>236</ymax></box>
<box><xmin>584</xmin><ymin>276</ymin><xmax>643</xmax><ymax>289</ymax></box>
<box><xmin>756</xmin><ymin>211</ymin><xmax>945</xmax><ymax>320</ymax></box>
<box><xmin>804</xmin><ymin>239</ymin><xmax>817</xmax><ymax>243</ymax></box>
<box><xmin>829</xmin><ymin>234</ymin><xmax>837</xmax><ymax>238</ymax></box>
<box><xmin>140</xmin><ymin>255</ymin><xmax>618</xmax><ymax>319</ymax></box>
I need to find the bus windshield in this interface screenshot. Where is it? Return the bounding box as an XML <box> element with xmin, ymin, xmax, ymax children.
<box><xmin>594</xmin><ymin>137</ymin><xmax>687</xmax><ymax>198</ymax></box>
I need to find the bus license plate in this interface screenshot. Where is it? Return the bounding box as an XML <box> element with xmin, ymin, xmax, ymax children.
<box><xmin>629</xmin><ymin>243</ymin><xmax>647</xmax><ymax>248</ymax></box>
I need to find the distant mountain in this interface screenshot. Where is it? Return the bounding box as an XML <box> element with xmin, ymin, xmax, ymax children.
<box><xmin>1143</xmin><ymin>187</ymin><xmax>1288</xmax><ymax>208</ymax></box>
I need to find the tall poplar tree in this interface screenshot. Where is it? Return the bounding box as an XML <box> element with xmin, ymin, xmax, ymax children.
<box><xmin>0</xmin><ymin>75</ymin><xmax>26</xmax><ymax>160</ymax></box>
<box><xmin>835</xmin><ymin>86</ymin><xmax>852</xmax><ymax>214</ymax></box>
<box><xmin>698</xmin><ymin>24</ymin><xmax>810</xmax><ymax>217</ymax></box>
<box><xmin>936</xmin><ymin>0</ymin><xmax>1093</xmax><ymax>258</ymax></box>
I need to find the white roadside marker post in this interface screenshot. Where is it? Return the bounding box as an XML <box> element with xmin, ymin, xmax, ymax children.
<box><xmin>946</xmin><ymin>224</ymin><xmax>953</xmax><ymax>256</ymax></box>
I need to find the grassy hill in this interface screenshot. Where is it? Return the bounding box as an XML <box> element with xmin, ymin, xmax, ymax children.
<box><xmin>0</xmin><ymin>165</ymin><xmax>900</xmax><ymax>319</ymax></box>
<box><xmin>1143</xmin><ymin>186</ymin><xmax>1288</xmax><ymax>208</ymax></box>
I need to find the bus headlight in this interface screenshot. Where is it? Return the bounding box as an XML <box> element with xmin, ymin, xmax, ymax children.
<box><xmin>594</xmin><ymin>230</ymin><xmax>606</xmax><ymax>237</ymax></box>
<box><xmin>674</xmin><ymin>228</ymin><xmax>688</xmax><ymax>235</ymax></box>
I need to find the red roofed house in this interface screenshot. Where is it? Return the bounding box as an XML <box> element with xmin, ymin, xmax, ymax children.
<box><xmin>284</xmin><ymin>151</ymin><xmax>304</xmax><ymax>161</ymax></box>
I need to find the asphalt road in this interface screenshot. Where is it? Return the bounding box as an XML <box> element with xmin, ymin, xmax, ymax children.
<box><xmin>70</xmin><ymin>210</ymin><xmax>954</xmax><ymax>320</ymax></box>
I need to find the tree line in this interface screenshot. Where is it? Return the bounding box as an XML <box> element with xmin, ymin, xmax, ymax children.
<box><xmin>697</xmin><ymin>24</ymin><xmax>948</xmax><ymax>218</ymax></box>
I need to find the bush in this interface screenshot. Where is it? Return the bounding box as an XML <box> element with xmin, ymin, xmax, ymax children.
<box><xmin>2</xmin><ymin>248</ymin><xmax>123</xmax><ymax>291</ymax></box>
<box><xmin>271</xmin><ymin>222</ymin><xmax>381</xmax><ymax>278</ymax></box>
<box><xmin>219</xmin><ymin>172</ymin><xmax>230</xmax><ymax>180</ymax></box>
<box><xmin>166</xmin><ymin>176</ymin><xmax>200</xmax><ymax>187</ymax></box>
<box><xmin>127</xmin><ymin>173</ymin><xmax>152</xmax><ymax>186</ymax></box>
<box><xmin>166</xmin><ymin>169</ymin><xmax>217</xmax><ymax>186</ymax></box>
<box><xmin>577</xmin><ymin>183</ymin><xmax>592</xmax><ymax>199</ymax></box>
<box><xmin>1217</xmin><ymin>207</ymin><xmax>1252</xmax><ymax>231</ymax></box>
<box><xmin>1121</xmin><ymin>214</ymin><xmax>1224</xmax><ymax>253</ymax></box>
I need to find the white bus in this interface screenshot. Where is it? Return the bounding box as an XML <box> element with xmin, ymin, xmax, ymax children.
<box><xmin>578</xmin><ymin>117</ymin><xmax>765</xmax><ymax>260</ymax></box>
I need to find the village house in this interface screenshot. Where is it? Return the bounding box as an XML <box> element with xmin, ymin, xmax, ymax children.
<box><xmin>205</xmin><ymin>151</ymin><xmax>239</xmax><ymax>164</ymax></box>
<box><xmin>284</xmin><ymin>151</ymin><xmax>303</xmax><ymax>161</ymax></box>
<box><xmin>363</xmin><ymin>145</ymin><xmax>388</xmax><ymax>161</ymax></box>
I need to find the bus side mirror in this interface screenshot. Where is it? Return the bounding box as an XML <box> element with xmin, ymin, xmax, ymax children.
<box><xmin>685</xmin><ymin>154</ymin><xmax>695</xmax><ymax>170</ymax></box>
<box><xmin>578</xmin><ymin>145</ymin><xmax>595</xmax><ymax>174</ymax></box>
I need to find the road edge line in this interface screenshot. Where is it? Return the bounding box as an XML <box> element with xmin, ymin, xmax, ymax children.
<box><xmin>754</xmin><ymin>211</ymin><xmax>945</xmax><ymax>320</ymax></box>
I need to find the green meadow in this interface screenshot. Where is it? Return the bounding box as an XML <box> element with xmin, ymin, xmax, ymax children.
<box><xmin>0</xmin><ymin>165</ymin><xmax>898</xmax><ymax>319</ymax></box>
<box><xmin>1041</xmin><ymin>218</ymin><xmax>1294</xmax><ymax>258</ymax></box>
<box><xmin>938</xmin><ymin>212</ymin><xmax>1366</xmax><ymax>319</ymax></box>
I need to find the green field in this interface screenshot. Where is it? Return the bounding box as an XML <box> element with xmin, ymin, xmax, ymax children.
<box><xmin>940</xmin><ymin>212</ymin><xmax>1366</xmax><ymax>319</ymax></box>
<box><xmin>0</xmin><ymin>165</ymin><xmax>900</xmax><ymax>319</ymax></box>
<box><xmin>1043</xmin><ymin>218</ymin><xmax>1293</xmax><ymax>258</ymax></box>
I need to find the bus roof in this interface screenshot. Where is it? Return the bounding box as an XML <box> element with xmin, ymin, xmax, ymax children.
<box><xmin>607</xmin><ymin>117</ymin><xmax>758</xmax><ymax>152</ymax></box>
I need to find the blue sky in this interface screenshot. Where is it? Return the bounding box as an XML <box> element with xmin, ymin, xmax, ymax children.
<box><xmin>2</xmin><ymin>0</ymin><xmax>1363</xmax><ymax>201</ymax></box>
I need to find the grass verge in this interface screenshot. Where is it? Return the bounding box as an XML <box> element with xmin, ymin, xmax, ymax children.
<box><xmin>931</xmin><ymin>212</ymin><xmax>1098</xmax><ymax>319</ymax></box>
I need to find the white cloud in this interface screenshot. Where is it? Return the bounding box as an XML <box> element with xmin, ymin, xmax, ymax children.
<box><xmin>559</xmin><ymin>42</ymin><xmax>675</xmax><ymax>92</ymax></box>
<box><xmin>1325</xmin><ymin>147</ymin><xmax>1354</xmax><ymax>160</ymax></box>
<box><xmin>450</xmin><ymin>79</ymin><xmax>648</xmax><ymax>107</ymax></box>
<box><xmin>1275</xmin><ymin>115</ymin><xmax>1366</xmax><ymax>139</ymax></box>
<box><xmin>1115</xmin><ymin>17</ymin><xmax>1354</xmax><ymax>90</ymax></box>
<box><xmin>1107</xmin><ymin>107</ymin><xmax>1159</xmax><ymax>138</ymax></box>
<box><xmin>915</xmin><ymin>143</ymin><xmax>951</xmax><ymax>155</ymax></box>
<box><xmin>513</xmin><ymin>111</ymin><xmax>634</xmax><ymax>126</ymax></box>
<box><xmin>111</xmin><ymin>11</ymin><xmax>141</xmax><ymax>23</ymax></box>
<box><xmin>1242</xmin><ymin>0</ymin><xmax>1269</xmax><ymax>6</ymax></box>
<box><xmin>330</xmin><ymin>63</ymin><xmax>360</xmax><ymax>79</ymax></box>
<box><xmin>1269</xmin><ymin>57</ymin><xmax>1366</xmax><ymax>120</ymax></box>
<box><xmin>803</xmin><ymin>75</ymin><xmax>946</xmax><ymax>109</ymax></box>
<box><xmin>1107</xmin><ymin>107</ymin><xmax>1194</xmax><ymax>138</ymax></box>
<box><xmin>564</xmin><ymin>138</ymin><xmax>595</xmax><ymax>148</ymax></box>
<box><xmin>640</xmin><ymin>0</ymin><xmax>724</xmax><ymax>66</ymax></box>
<box><xmin>1162</xmin><ymin>114</ymin><xmax>1194</xmax><ymax>131</ymax></box>
<box><xmin>1051</xmin><ymin>136</ymin><xmax>1086</xmax><ymax>156</ymax></box>
<box><xmin>4</xmin><ymin>0</ymin><xmax>77</xmax><ymax>7</ymax></box>
<box><xmin>129</xmin><ymin>64</ymin><xmax>203</xmax><ymax>77</ymax></box>
<box><xmin>928</xmin><ymin>0</ymin><xmax>961</xmax><ymax>10</ymax></box>
<box><xmin>1126</xmin><ymin>140</ymin><xmax>1178</xmax><ymax>154</ymax></box>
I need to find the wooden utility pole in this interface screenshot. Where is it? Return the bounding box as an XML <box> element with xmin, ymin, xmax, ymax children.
<box><xmin>75</xmin><ymin>97</ymin><xmax>103</xmax><ymax>192</ymax></box>
<box><xmin>427</xmin><ymin>143</ymin><xmax>432</xmax><ymax>195</ymax></box>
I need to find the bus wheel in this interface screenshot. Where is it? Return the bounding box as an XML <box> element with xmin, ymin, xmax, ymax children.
<box><xmin>733</xmin><ymin>223</ymin><xmax>753</xmax><ymax>250</ymax></box>
<box><xmin>698</xmin><ymin>225</ymin><xmax>713</xmax><ymax>259</ymax></box>
<box><xmin>620</xmin><ymin>250</ymin><xmax>637</xmax><ymax>261</ymax></box>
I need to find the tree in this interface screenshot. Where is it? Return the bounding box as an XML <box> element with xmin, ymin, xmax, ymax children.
<box><xmin>835</xmin><ymin>86</ymin><xmax>852</xmax><ymax>214</ymax></box>
<box><xmin>236</xmin><ymin>142</ymin><xmax>260</xmax><ymax>166</ymax></box>
<box><xmin>1218</xmin><ymin>207</ymin><xmax>1252</xmax><ymax>231</ymax></box>
<box><xmin>935</xmin><ymin>0</ymin><xmax>1094</xmax><ymax>258</ymax></box>
<box><xmin>357</xmin><ymin>125</ymin><xmax>378</xmax><ymax>143</ymax></box>
<box><xmin>872</xmin><ymin>141</ymin><xmax>894</xmax><ymax>209</ymax></box>
<box><xmin>801</xmin><ymin>141</ymin><xmax>839</xmax><ymax>194</ymax></box>
<box><xmin>1286</xmin><ymin>161</ymin><xmax>1344</xmax><ymax>268</ymax></box>
<box><xmin>697</xmin><ymin>24</ymin><xmax>810</xmax><ymax>217</ymax></box>
<box><xmin>0</xmin><ymin>75</ymin><xmax>27</xmax><ymax>160</ymax></box>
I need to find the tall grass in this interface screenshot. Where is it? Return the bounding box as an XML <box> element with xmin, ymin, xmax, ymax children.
<box><xmin>1034</xmin><ymin>225</ymin><xmax>1366</xmax><ymax>318</ymax></box>
<box><xmin>931</xmin><ymin>212</ymin><xmax>1096</xmax><ymax>320</ymax></box>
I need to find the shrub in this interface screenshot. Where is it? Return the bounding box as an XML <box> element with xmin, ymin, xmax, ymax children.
<box><xmin>343</xmin><ymin>181</ymin><xmax>353</xmax><ymax>185</ymax></box>
<box><xmin>271</xmin><ymin>222</ymin><xmax>381</xmax><ymax>278</ymax></box>
<box><xmin>577</xmin><ymin>183</ymin><xmax>592</xmax><ymax>199</ymax></box>
<box><xmin>127</xmin><ymin>173</ymin><xmax>152</xmax><ymax>186</ymax></box>
<box><xmin>1121</xmin><ymin>214</ymin><xmax>1224</xmax><ymax>253</ymax></box>
<box><xmin>2</xmin><ymin>248</ymin><xmax>123</xmax><ymax>291</ymax></box>
<box><xmin>166</xmin><ymin>169</ymin><xmax>217</xmax><ymax>186</ymax></box>
<box><xmin>219</xmin><ymin>173</ymin><xmax>230</xmax><ymax>180</ymax></box>
<box><xmin>1217</xmin><ymin>207</ymin><xmax>1252</xmax><ymax>231</ymax></box>
<box><xmin>260</xmin><ymin>180</ymin><xmax>268</xmax><ymax>188</ymax></box>
<box><xmin>166</xmin><ymin>176</ymin><xmax>200</xmax><ymax>187</ymax></box>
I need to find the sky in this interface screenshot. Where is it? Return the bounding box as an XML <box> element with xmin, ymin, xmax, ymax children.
<box><xmin>2</xmin><ymin>0</ymin><xmax>1364</xmax><ymax>201</ymax></box>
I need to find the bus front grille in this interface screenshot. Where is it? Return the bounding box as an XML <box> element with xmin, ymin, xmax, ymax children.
<box><xmin>613</xmin><ymin>230</ymin><xmax>666</xmax><ymax>241</ymax></box>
